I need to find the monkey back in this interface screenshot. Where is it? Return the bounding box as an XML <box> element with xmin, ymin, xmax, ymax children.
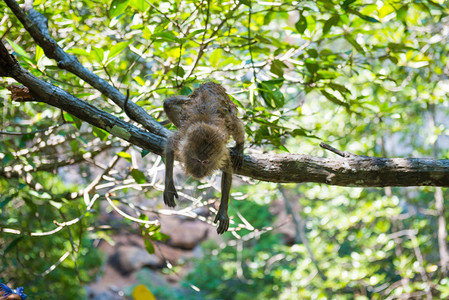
<box><xmin>179</xmin><ymin>82</ymin><xmax>239</xmax><ymax>134</ymax></box>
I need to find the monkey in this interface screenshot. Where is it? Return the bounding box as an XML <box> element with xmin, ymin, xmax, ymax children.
<box><xmin>163</xmin><ymin>82</ymin><xmax>245</xmax><ymax>234</ymax></box>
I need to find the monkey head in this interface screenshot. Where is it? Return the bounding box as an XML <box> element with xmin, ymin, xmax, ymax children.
<box><xmin>181</xmin><ymin>122</ymin><xmax>229</xmax><ymax>178</ymax></box>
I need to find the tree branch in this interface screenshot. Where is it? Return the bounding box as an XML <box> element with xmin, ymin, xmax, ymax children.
<box><xmin>0</xmin><ymin>39</ymin><xmax>165</xmax><ymax>155</ymax></box>
<box><xmin>1</xmin><ymin>39</ymin><xmax>449</xmax><ymax>187</ymax></box>
<box><xmin>240</xmin><ymin>153</ymin><xmax>449</xmax><ymax>186</ymax></box>
<box><xmin>3</xmin><ymin>0</ymin><xmax>169</xmax><ymax>137</ymax></box>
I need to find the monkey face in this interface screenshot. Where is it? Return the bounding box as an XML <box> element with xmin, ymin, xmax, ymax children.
<box><xmin>182</xmin><ymin>123</ymin><xmax>228</xmax><ymax>178</ymax></box>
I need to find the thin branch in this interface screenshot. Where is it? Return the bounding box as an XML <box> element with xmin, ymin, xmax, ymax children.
<box><xmin>279</xmin><ymin>185</ymin><xmax>327</xmax><ymax>281</ymax></box>
<box><xmin>320</xmin><ymin>142</ymin><xmax>355</xmax><ymax>158</ymax></box>
<box><xmin>154</xmin><ymin>243</ymin><xmax>201</xmax><ymax>292</ymax></box>
<box><xmin>105</xmin><ymin>193</ymin><xmax>160</xmax><ymax>226</ymax></box>
<box><xmin>0</xmin><ymin>122</ymin><xmax>65</xmax><ymax>135</ymax></box>
<box><xmin>41</xmin><ymin>251</ymin><xmax>70</xmax><ymax>277</ymax></box>
<box><xmin>247</xmin><ymin>0</ymin><xmax>257</xmax><ymax>82</ymax></box>
<box><xmin>429</xmin><ymin>103</ymin><xmax>449</xmax><ymax>275</ymax></box>
<box><xmin>183</xmin><ymin>1</ymin><xmax>242</xmax><ymax>80</ymax></box>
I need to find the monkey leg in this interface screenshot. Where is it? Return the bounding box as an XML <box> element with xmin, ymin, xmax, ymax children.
<box><xmin>230</xmin><ymin>115</ymin><xmax>245</xmax><ymax>170</ymax></box>
<box><xmin>214</xmin><ymin>170</ymin><xmax>232</xmax><ymax>234</ymax></box>
<box><xmin>163</xmin><ymin>95</ymin><xmax>190</xmax><ymax>128</ymax></box>
<box><xmin>164</xmin><ymin>139</ymin><xmax>178</xmax><ymax>207</ymax></box>
<box><xmin>230</xmin><ymin>142</ymin><xmax>244</xmax><ymax>170</ymax></box>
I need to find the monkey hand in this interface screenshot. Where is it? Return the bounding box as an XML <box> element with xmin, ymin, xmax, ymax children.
<box><xmin>230</xmin><ymin>143</ymin><xmax>244</xmax><ymax>170</ymax></box>
<box><xmin>163</xmin><ymin>182</ymin><xmax>178</xmax><ymax>207</ymax></box>
<box><xmin>214</xmin><ymin>210</ymin><xmax>230</xmax><ymax>234</ymax></box>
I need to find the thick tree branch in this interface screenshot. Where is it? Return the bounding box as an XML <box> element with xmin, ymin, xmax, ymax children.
<box><xmin>1</xmin><ymin>40</ymin><xmax>449</xmax><ymax>187</ymax></box>
<box><xmin>0</xmin><ymin>40</ymin><xmax>165</xmax><ymax>155</ymax></box>
<box><xmin>239</xmin><ymin>153</ymin><xmax>449</xmax><ymax>186</ymax></box>
<box><xmin>3</xmin><ymin>0</ymin><xmax>169</xmax><ymax>137</ymax></box>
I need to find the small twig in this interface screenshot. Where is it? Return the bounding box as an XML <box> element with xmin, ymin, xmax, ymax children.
<box><xmin>319</xmin><ymin>142</ymin><xmax>355</xmax><ymax>157</ymax></box>
<box><xmin>2</xmin><ymin>195</ymin><xmax>99</xmax><ymax>237</ymax></box>
<box><xmin>41</xmin><ymin>251</ymin><xmax>70</xmax><ymax>277</ymax></box>
<box><xmin>154</xmin><ymin>243</ymin><xmax>201</xmax><ymax>292</ymax></box>
<box><xmin>105</xmin><ymin>193</ymin><xmax>160</xmax><ymax>225</ymax></box>
<box><xmin>0</xmin><ymin>122</ymin><xmax>66</xmax><ymax>135</ymax></box>
<box><xmin>279</xmin><ymin>185</ymin><xmax>327</xmax><ymax>281</ymax></box>
<box><xmin>247</xmin><ymin>0</ymin><xmax>257</xmax><ymax>82</ymax></box>
<box><xmin>183</xmin><ymin>1</ymin><xmax>242</xmax><ymax>81</ymax></box>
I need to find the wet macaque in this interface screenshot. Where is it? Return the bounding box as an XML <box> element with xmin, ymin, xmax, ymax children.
<box><xmin>163</xmin><ymin>82</ymin><xmax>245</xmax><ymax>234</ymax></box>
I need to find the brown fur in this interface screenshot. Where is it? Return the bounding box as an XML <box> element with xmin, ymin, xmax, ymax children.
<box><xmin>163</xmin><ymin>82</ymin><xmax>245</xmax><ymax>234</ymax></box>
<box><xmin>167</xmin><ymin>82</ymin><xmax>242</xmax><ymax>177</ymax></box>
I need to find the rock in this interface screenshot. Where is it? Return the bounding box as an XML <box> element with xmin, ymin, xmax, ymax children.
<box><xmin>111</xmin><ymin>245</ymin><xmax>161</xmax><ymax>274</ymax></box>
<box><xmin>159</xmin><ymin>215</ymin><xmax>211</xmax><ymax>249</ymax></box>
<box><xmin>86</xmin><ymin>288</ymin><xmax>123</xmax><ymax>300</ymax></box>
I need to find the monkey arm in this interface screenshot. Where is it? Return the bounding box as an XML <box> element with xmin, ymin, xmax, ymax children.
<box><xmin>163</xmin><ymin>139</ymin><xmax>178</xmax><ymax>207</ymax></box>
<box><xmin>163</xmin><ymin>95</ymin><xmax>190</xmax><ymax>128</ymax></box>
<box><xmin>214</xmin><ymin>168</ymin><xmax>232</xmax><ymax>234</ymax></box>
<box><xmin>230</xmin><ymin>118</ymin><xmax>245</xmax><ymax>170</ymax></box>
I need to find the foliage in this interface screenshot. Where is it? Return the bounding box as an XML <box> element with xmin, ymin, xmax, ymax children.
<box><xmin>1</xmin><ymin>0</ymin><xmax>449</xmax><ymax>299</ymax></box>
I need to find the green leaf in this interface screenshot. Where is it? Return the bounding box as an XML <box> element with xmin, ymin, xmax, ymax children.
<box><xmin>323</xmin><ymin>14</ymin><xmax>340</xmax><ymax>35</ymax></box>
<box><xmin>291</xmin><ymin>128</ymin><xmax>309</xmax><ymax>137</ymax></box>
<box><xmin>35</xmin><ymin>45</ymin><xmax>44</xmax><ymax>62</ymax></box>
<box><xmin>342</xmin><ymin>0</ymin><xmax>357</xmax><ymax>9</ymax></box>
<box><xmin>141</xmin><ymin>149</ymin><xmax>150</xmax><ymax>157</ymax></box>
<box><xmin>307</xmin><ymin>49</ymin><xmax>318</xmax><ymax>58</ymax></box>
<box><xmin>258</xmin><ymin>80</ymin><xmax>285</xmax><ymax>109</ymax></box>
<box><xmin>117</xmin><ymin>151</ymin><xmax>132</xmax><ymax>162</ymax></box>
<box><xmin>67</xmin><ymin>47</ymin><xmax>90</xmax><ymax>57</ymax></box>
<box><xmin>93</xmin><ymin>127</ymin><xmax>110</xmax><ymax>141</ymax></box>
<box><xmin>143</xmin><ymin>238</ymin><xmax>155</xmax><ymax>254</ymax></box>
<box><xmin>64</xmin><ymin>113</ymin><xmax>82</xmax><ymax>129</ymax></box>
<box><xmin>278</xmin><ymin>144</ymin><xmax>289</xmax><ymax>152</ymax></box>
<box><xmin>171</xmin><ymin>66</ymin><xmax>185</xmax><ymax>77</ymax></box>
<box><xmin>320</xmin><ymin>89</ymin><xmax>350</xmax><ymax>109</ymax></box>
<box><xmin>130</xmin><ymin>169</ymin><xmax>146</xmax><ymax>184</ymax></box>
<box><xmin>6</xmin><ymin>38</ymin><xmax>30</xmax><ymax>59</ymax></box>
<box><xmin>305</xmin><ymin>57</ymin><xmax>318</xmax><ymax>75</ymax></box>
<box><xmin>344</xmin><ymin>34</ymin><xmax>365</xmax><ymax>53</ymax></box>
<box><xmin>2</xmin><ymin>152</ymin><xmax>15</xmax><ymax>165</ymax></box>
<box><xmin>4</xmin><ymin>237</ymin><xmax>24</xmax><ymax>254</ymax></box>
<box><xmin>329</xmin><ymin>83</ymin><xmax>351</xmax><ymax>95</ymax></box>
<box><xmin>345</xmin><ymin>7</ymin><xmax>380</xmax><ymax>23</ymax></box>
<box><xmin>186</xmin><ymin>29</ymin><xmax>206</xmax><ymax>39</ymax></box>
<box><xmin>254</xmin><ymin>34</ymin><xmax>272</xmax><ymax>44</ymax></box>
<box><xmin>129</xmin><ymin>0</ymin><xmax>149</xmax><ymax>12</ymax></box>
<box><xmin>29</xmin><ymin>190</ymin><xmax>52</xmax><ymax>199</ymax></box>
<box><xmin>270</xmin><ymin>59</ymin><xmax>286</xmax><ymax>78</ymax></box>
<box><xmin>210</xmin><ymin>48</ymin><xmax>222</xmax><ymax>68</ymax></box>
<box><xmin>295</xmin><ymin>11</ymin><xmax>308</xmax><ymax>34</ymax></box>
<box><xmin>317</xmin><ymin>69</ymin><xmax>340</xmax><ymax>79</ymax></box>
<box><xmin>109</xmin><ymin>41</ymin><xmax>131</xmax><ymax>59</ymax></box>
<box><xmin>0</xmin><ymin>194</ymin><xmax>15</xmax><ymax>209</ymax></box>
<box><xmin>151</xmin><ymin>32</ymin><xmax>179</xmax><ymax>43</ymax></box>
<box><xmin>180</xmin><ymin>86</ymin><xmax>192</xmax><ymax>96</ymax></box>
<box><xmin>109</xmin><ymin>0</ymin><xmax>129</xmax><ymax>19</ymax></box>
<box><xmin>70</xmin><ymin>140</ymin><xmax>79</xmax><ymax>153</ymax></box>
<box><xmin>396</xmin><ymin>5</ymin><xmax>408</xmax><ymax>21</ymax></box>
<box><xmin>134</xmin><ymin>76</ymin><xmax>146</xmax><ymax>86</ymax></box>
<box><xmin>239</xmin><ymin>0</ymin><xmax>251</xmax><ymax>7</ymax></box>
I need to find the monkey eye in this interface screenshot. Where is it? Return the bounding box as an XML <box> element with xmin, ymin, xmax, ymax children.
<box><xmin>196</xmin><ymin>159</ymin><xmax>209</xmax><ymax>164</ymax></box>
